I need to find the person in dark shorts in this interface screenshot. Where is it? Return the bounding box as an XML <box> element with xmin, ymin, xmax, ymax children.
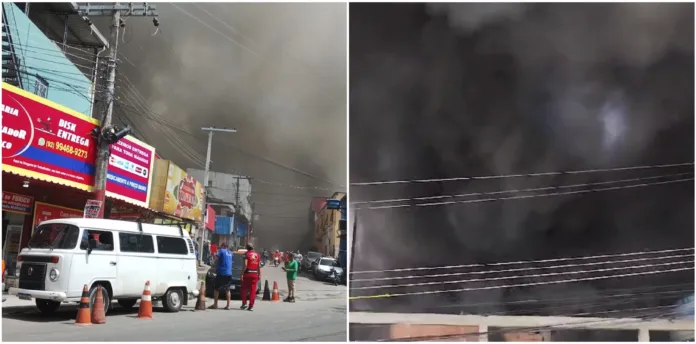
<box><xmin>210</xmin><ymin>242</ymin><xmax>233</xmax><ymax>309</ymax></box>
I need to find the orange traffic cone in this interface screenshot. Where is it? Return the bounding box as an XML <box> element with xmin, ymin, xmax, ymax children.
<box><xmin>91</xmin><ymin>285</ymin><xmax>106</xmax><ymax>324</ymax></box>
<box><xmin>271</xmin><ymin>281</ymin><xmax>280</xmax><ymax>302</ymax></box>
<box><xmin>75</xmin><ymin>284</ymin><xmax>91</xmax><ymax>326</ymax></box>
<box><xmin>137</xmin><ymin>281</ymin><xmax>153</xmax><ymax>319</ymax></box>
<box><xmin>194</xmin><ymin>281</ymin><xmax>206</xmax><ymax>311</ymax></box>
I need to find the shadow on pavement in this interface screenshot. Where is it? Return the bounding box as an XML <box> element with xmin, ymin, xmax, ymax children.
<box><xmin>2</xmin><ymin>304</ymin><xmax>170</xmax><ymax>323</ymax></box>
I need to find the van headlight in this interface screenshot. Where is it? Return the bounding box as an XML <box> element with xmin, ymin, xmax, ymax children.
<box><xmin>14</xmin><ymin>263</ymin><xmax>21</xmax><ymax>277</ymax></box>
<box><xmin>49</xmin><ymin>268</ymin><xmax>59</xmax><ymax>281</ymax></box>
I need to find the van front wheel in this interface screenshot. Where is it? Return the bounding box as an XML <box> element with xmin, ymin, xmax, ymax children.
<box><xmin>89</xmin><ymin>284</ymin><xmax>111</xmax><ymax>315</ymax></box>
<box><xmin>35</xmin><ymin>299</ymin><xmax>61</xmax><ymax>314</ymax></box>
<box><xmin>163</xmin><ymin>288</ymin><xmax>183</xmax><ymax>312</ymax></box>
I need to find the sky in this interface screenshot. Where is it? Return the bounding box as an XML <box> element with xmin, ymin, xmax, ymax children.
<box><xmin>348</xmin><ymin>2</ymin><xmax>694</xmax><ymax>330</ymax></box>
<box><xmin>93</xmin><ymin>3</ymin><xmax>346</xmax><ymax>249</ymax></box>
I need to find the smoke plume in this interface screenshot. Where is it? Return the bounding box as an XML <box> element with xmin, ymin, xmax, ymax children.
<box><xmin>98</xmin><ymin>3</ymin><xmax>346</xmax><ymax>248</ymax></box>
<box><xmin>350</xmin><ymin>3</ymin><xmax>694</xmax><ymax>317</ymax></box>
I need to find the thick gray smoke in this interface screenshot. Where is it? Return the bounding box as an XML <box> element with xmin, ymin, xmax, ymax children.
<box><xmin>98</xmin><ymin>3</ymin><xmax>346</xmax><ymax>248</ymax></box>
<box><xmin>350</xmin><ymin>3</ymin><xmax>694</xmax><ymax>318</ymax></box>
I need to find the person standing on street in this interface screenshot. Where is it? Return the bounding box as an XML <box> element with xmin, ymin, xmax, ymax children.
<box><xmin>210</xmin><ymin>242</ymin><xmax>233</xmax><ymax>310</ymax></box>
<box><xmin>282</xmin><ymin>253</ymin><xmax>299</xmax><ymax>302</ymax></box>
<box><xmin>240</xmin><ymin>243</ymin><xmax>261</xmax><ymax>311</ymax></box>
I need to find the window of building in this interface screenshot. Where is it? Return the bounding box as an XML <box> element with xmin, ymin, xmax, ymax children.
<box><xmin>118</xmin><ymin>233</ymin><xmax>155</xmax><ymax>253</ymax></box>
<box><xmin>33</xmin><ymin>76</ymin><xmax>48</xmax><ymax>98</ymax></box>
<box><xmin>156</xmin><ymin>236</ymin><xmax>188</xmax><ymax>255</ymax></box>
<box><xmin>79</xmin><ymin>230</ymin><xmax>114</xmax><ymax>251</ymax></box>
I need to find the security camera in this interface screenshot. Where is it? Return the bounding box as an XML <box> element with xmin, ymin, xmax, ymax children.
<box><xmin>84</xmin><ymin>17</ymin><xmax>93</xmax><ymax>26</ymax></box>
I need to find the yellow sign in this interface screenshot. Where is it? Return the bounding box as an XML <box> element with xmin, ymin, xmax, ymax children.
<box><xmin>162</xmin><ymin>162</ymin><xmax>204</xmax><ymax>223</ymax></box>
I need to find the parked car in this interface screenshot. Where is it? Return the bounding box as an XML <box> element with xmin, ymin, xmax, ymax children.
<box><xmin>302</xmin><ymin>251</ymin><xmax>322</xmax><ymax>272</ymax></box>
<box><xmin>9</xmin><ymin>219</ymin><xmax>199</xmax><ymax>314</ymax></box>
<box><xmin>205</xmin><ymin>251</ymin><xmax>262</xmax><ymax>299</ymax></box>
<box><xmin>313</xmin><ymin>257</ymin><xmax>344</xmax><ymax>281</ymax></box>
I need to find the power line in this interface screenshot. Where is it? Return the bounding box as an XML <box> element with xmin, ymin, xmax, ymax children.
<box><xmin>352</xmin><ymin>247</ymin><xmax>694</xmax><ymax>275</ymax></box>
<box><xmin>192</xmin><ymin>3</ymin><xmax>337</xmax><ymax>90</ymax></box>
<box><xmin>352</xmin><ymin>173</ymin><xmax>693</xmax><ymax>205</ymax></box>
<box><xmin>351</xmin><ymin>253</ymin><xmax>695</xmax><ymax>283</ymax></box>
<box><xmin>353</xmin><ymin>177</ymin><xmax>693</xmax><ymax>210</ymax></box>
<box><xmin>348</xmin><ymin>266</ymin><xmax>693</xmax><ymax>301</ymax></box>
<box><xmin>351</xmin><ymin>260</ymin><xmax>693</xmax><ymax>291</ymax></box>
<box><xmin>350</xmin><ymin>162</ymin><xmax>694</xmax><ymax>186</ymax></box>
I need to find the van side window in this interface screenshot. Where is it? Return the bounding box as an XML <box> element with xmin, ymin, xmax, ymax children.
<box><xmin>118</xmin><ymin>233</ymin><xmax>155</xmax><ymax>253</ymax></box>
<box><xmin>80</xmin><ymin>230</ymin><xmax>114</xmax><ymax>251</ymax></box>
<box><xmin>156</xmin><ymin>236</ymin><xmax>188</xmax><ymax>255</ymax></box>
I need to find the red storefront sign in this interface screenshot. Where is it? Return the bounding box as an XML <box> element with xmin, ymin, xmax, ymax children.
<box><xmin>2</xmin><ymin>83</ymin><xmax>99</xmax><ymax>190</ymax></box>
<box><xmin>31</xmin><ymin>201</ymin><xmax>83</xmax><ymax>232</ymax></box>
<box><xmin>1</xmin><ymin>191</ymin><xmax>34</xmax><ymax>215</ymax></box>
<box><xmin>205</xmin><ymin>205</ymin><xmax>216</xmax><ymax>231</ymax></box>
<box><xmin>106</xmin><ymin>136</ymin><xmax>155</xmax><ymax>208</ymax></box>
<box><xmin>2</xmin><ymin>83</ymin><xmax>155</xmax><ymax>207</ymax></box>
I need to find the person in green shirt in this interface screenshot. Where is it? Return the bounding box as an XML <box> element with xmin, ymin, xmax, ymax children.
<box><xmin>282</xmin><ymin>253</ymin><xmax>299</xmax><ymax>302</ymax></box>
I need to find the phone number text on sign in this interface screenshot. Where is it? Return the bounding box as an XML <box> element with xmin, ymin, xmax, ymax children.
<box><xmin>2</xmin><ymin>83</ymin><xmax>98</xmax><ymax>190</ymax></box>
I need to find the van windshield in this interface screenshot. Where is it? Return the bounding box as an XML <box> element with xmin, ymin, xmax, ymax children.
<box><xmin>27</xmin><ymin>224</ymin><xmax>80</xmax><ymax>250</ymax></box>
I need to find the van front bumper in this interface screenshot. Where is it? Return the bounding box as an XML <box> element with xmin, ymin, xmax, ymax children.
<box><xmin>9</xmin><ymin>288</ymin><xmax>67</xmax><ymax>302</ymax></box>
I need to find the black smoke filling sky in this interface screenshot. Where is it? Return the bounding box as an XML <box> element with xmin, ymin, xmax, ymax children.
<box><xmin>349</xmin><ymin>2</ymin><xmax>695</xmax><ymax>320</ymax></box>
<box><xmin>93</xmin><ymin>3</ymin><xmax>346</xmax><ymax>249</ymax></box>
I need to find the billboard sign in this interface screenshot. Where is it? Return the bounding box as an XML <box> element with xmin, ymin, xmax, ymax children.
<box><xmin>163</xmin><ymin>162</ymin><xmax>204</xmax><ymax>222</ymax></box>
<box><xmin>205</xmin><ymin>206</ymin><xmax>216</xmax><ymax>231</ymax></box>
<box><xmin>2</xmin><ymin>192</ymin><xmax>34</xmax><ymax>215</ymax></box>
<box><xmin>2</xmin><ymin>83</ymin><xmax>156</xmax><ymax>207</ymax></box>
<box><xmin>106</xmin><ymin>136</ymin><xmax>155</xmax><ymax>208</ymax></box>
<box><xmin>31</xmin><ymin>201</ymin><xmax>83</xmax><ymax>233</ymax></box>
<box><xmin>2</xmin><ymin>83</ymin><xmax>98</xmax><ymax>190</ymax></box>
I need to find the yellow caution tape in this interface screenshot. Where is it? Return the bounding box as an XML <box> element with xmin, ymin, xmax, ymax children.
<box><xmin>349</xmin><ymin>293</ymin><xmax>394</xmax><ymax>300</ymax></box>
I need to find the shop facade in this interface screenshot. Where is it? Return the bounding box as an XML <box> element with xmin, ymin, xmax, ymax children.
<box><xmin>148</xmin><ymin>159</ymin><xmax>206</xmax><ymax>247</ymax></box>
<box><xmin>1</xmin><ymin>82</ymin><xmax>157</xmax><ymax>287</ymax></box>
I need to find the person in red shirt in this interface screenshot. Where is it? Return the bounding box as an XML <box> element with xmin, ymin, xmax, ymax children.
<box><xmin>211</xmin><ymin>243</ymin><xmax>218</xmax><ymax>256</ymax></box>
<box><xmin>240</xmin><ymin>243</ymin><xmax>262</xmax><ymax>311</ymax></box>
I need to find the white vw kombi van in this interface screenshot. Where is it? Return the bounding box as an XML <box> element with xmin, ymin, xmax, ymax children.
<box><xmin>9</xmin><ymin>218</ymin><xmax>199</xmax><ymax>314</ymax></box>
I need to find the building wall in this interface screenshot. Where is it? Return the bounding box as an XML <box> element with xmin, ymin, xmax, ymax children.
<box><xmin>2</xmin><ymin>3</ymin><xmax>94</xmax><ymax>115</ymax></box>
<box><xmin>316</xmin><ymin>206</ymin><xmax>339</xmax><ymax>256</ymax></box>
<box><xmin>187</xmin><ymin>169</ymin><xmax>252</xmax><ymax>219</ymax></box>
<box><xmin>389</xmin><ymin>324</ymin><xmax>481</xmax><ymax>342</ymax></box>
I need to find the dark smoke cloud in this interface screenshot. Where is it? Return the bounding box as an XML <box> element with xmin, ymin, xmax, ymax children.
<box><xmin>350</xmin><ymin>3</ymin><xmax>694</xmax><ymax>316</ymax></box>
<box><xmin>97</xmin><ymin>3</ymin><xmax>346</xmax><ymax>248</ymax></box>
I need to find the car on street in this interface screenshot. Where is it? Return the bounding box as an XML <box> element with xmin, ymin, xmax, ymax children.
<box><xmin>312</xmin><ymin>257</ymin><xmax>344</xmax><ymax>281</ymax></box>
<box><xmin>205</xmin><ymin>251</ymin><xmax>262</xmax><ymax>298</ymax></box>
<box><xmin>302</xmin><ymin>251</ymin><xmax>322</xmax><ymax>272</ymax></box>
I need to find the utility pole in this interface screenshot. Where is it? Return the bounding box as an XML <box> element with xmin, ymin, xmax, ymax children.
<box><xmin>78</xmin><ymin>3</ymin><xmax>158</xmax><ymax>218</ymax></box>
<box><xmin>247</xmin><ymin>201</ymin><xmax>255</xmax><ymax>247</ymax></box>
<box><xmin>350</xmin><ymin>209</ymin><xmax>357</xmax><ymax>274</ymax></box>
<box><xmin>234</xmin><ymin>176</ymin><xmax>241</xmax><ymax>250</ymax></box>
<box><xmin>200</xmin><ymin>127</ymin><xmax>237</xmax><ymax>264</ymax></box>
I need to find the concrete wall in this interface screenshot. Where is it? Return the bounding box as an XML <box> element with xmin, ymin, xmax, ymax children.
<box><xmin>389</xmin><ymin>324</ymin><xmax>481</xmax><ymax>341</ymax></box>
<box><xmin>3</xmin><ymin>3</ymin><xmax>94</xmax><ymax>115</ymax></box>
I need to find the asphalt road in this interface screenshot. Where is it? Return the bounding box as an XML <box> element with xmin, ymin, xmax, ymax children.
<box><xmin>2</xmin><ymin>265</ymin><xmax>347</xmax><ymax>341</ymax></box>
